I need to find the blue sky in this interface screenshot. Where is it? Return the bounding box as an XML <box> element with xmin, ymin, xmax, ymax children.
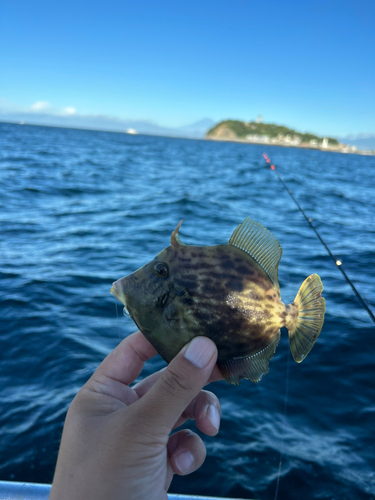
<box><xmin>1</xmin><ymin>0</ymin><xmax>374</xmax><ymax>137</ymax></box>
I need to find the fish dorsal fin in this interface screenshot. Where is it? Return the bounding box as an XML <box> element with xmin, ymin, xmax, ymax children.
<box><xmin>218</xmin><ymin>331</ymin><xmax>281</xmax><ymax>385</ymax></box>
<box><xmin>229</xmin><ymin>217</ymin><xmax>282</xmax><ymax>294</ymax></box>
<box><xmin>171</xmin><ymin>220</ymin><xmax>186</xmax><ymax>247</ymax></box>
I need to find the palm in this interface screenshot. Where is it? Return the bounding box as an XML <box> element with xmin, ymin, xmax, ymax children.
<box><xmin>51</xmin><ymin>332</ymin><xmax>221</xmax><ymax>500</ymax></box>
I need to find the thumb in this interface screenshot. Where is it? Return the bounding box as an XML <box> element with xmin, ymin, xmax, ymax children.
<box><xmin>136</xmin><ymin>336</ymin><xmax>218</xmax><ymax>435</ymax></box>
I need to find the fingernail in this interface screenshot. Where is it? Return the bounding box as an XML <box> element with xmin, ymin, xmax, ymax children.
<box><xmin>207</xmin><ymin>405</ymin><xmax>220</xmax><ymax>432</ymax></box>
<box><xmin>174</xmin><ymin>450</ymin><xmax>194</xmax><ymax>474</ymax></box>
<box><xmin>184</xmin><ymin>337</ymin><xmax>215</xmax><ymax>368</ymax></box>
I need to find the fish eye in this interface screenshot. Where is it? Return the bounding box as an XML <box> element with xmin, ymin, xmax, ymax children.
<box><xmin>154</xmin><ymin>263</ymin><xmax>168</xmax><ymax>278</ymax></box>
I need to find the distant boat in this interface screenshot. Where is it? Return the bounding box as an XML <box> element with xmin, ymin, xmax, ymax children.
<box><xmin>19</xmin><ymin>121</ymin><xmax>24</xmax><ymax>125</ymax></box>
<box><xmin>126</xmin><ymin>128</ymin><xmax>137</xmax><ymax>135</ymax></box>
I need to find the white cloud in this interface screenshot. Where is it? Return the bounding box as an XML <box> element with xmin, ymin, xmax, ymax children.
<box><xmin>28</xmin><ymin>101</ymin><xmax>77</xmax><ymax>116</ymax></box>
<box><xmin>62</xmin><ymin>107</ymin><xmax>76</xmax><ymax>115</ymax></box>
<box><xmin>31</xmin><ymin>101</ymin><xmax>51</xmax><ymax>112</ymax></box>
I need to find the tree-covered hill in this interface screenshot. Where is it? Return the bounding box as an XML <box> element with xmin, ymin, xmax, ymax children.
<box><xmin>206</xmin><ymin>119</ymin><xmax>339</xmax><ymax>146</ymax></box>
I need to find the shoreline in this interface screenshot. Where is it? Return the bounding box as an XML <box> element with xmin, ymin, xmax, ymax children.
<box><xmin>205</xmin><ymin>136</ymin><xmax>375</xmax><ymax>156</ymax></box>
<box><xmin>2</xmin><ymin>120</ymin><xmax>374</xmax><ymax>156</ymax></box>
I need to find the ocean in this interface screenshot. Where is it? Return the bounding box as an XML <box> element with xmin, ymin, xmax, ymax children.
<box><xmin>1</xmin><ymin>121</ymin><xmax>374</xmax><ymax>500</ymax></box>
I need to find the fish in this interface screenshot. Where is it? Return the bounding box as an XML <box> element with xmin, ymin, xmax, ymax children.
<box><xmin>111</xmin><ymin>217</ymin><xmax>325</xmax><ymax>385</ymax></box>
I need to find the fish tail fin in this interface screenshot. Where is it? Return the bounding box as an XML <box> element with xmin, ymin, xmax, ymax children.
<box><xmin>287</xmin><ymin>274</ymin><xmax>325</xmax><ymax>363</ymax></box>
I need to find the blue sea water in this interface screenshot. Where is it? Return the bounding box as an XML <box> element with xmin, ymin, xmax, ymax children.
<box><xmin>0</xmin><ymin>121</ymin><xmax>374</xmax><ymax>500</ymax></box>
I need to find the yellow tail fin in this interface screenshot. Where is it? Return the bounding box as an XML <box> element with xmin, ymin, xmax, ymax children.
<box><xmin>288</xmin><ymin>274</ymin><xmax>325</xmax><ymax>363</ymax></box>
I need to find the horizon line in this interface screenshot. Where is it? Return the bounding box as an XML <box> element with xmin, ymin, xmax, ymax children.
<box><xmin>2</xmin><ymin>120</ymin><xmax>373</xmax><ymax>156</ymax></box>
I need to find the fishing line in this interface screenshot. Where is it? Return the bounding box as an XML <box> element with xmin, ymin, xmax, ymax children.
<box><xmin>113</xmin><ymin>296</ymin><xmax>122</xmax><ymax>339</ymax></box>
<box><xmin>263</xmin><ymin>153</ymin><xmax>375</xmax><ymax>324</ymax></box>
<box><xmin>274</xmin><ymin>348</ymin><xmax>291</xmax><ymax>500</ymax></box>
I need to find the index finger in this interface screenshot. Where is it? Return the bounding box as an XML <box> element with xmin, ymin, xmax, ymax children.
<box><xmin>95</xmin><ymin>330</ymin><xmax>158</xmax><ymax>386</ymax></box>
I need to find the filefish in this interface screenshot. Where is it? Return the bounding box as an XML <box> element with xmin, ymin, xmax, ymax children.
<box><xmin>111</xmin><ymin>218</ymin><xmax>325</xmax><ymax>385</ymax></box>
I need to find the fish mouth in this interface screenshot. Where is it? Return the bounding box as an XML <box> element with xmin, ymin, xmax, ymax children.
<box><xmin>111</xmin><ymin>281</ymin><xmax>149</xmax><ymax>333</ymax></box>
<box><xmin>111</xmin><ymin>283</ymin><xmax>132</xmax><ymax>319</ymax></box>
<box><xmin>111</xmin><ymin>282</ymin><xmax>127</xmax><ymax>307</ymax></box>
<box><xmin>122</xmin><ymin>302</ymin><xmax>131</xmax><ymax>318</ymax></box>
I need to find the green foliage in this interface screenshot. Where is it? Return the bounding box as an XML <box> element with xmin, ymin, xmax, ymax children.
<box><xmin>327</xmin><ymin>137</ymin><xmax>339</xmax><ymax>145</ymax></box>
<box><xmin>207</xmin><ymin>120</ymin><xmax>248</xmax><ymax>137</ymax></box>
<box><xmin>207</xmin><ymin>120</ymin><xmax>340</xmax><ymax>146</ymax></box>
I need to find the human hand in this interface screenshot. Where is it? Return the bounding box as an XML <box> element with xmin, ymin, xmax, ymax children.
<box><xmin>50</xmin><ymin>331</ymin><xmax>222</xmax><ymax>500</ymax></box>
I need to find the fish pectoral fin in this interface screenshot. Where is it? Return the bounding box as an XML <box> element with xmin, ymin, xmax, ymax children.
<box><xmin>218</xmin><ymin>332</ymin><xmax>281</xmax><ymax>385</ymax></box>
<box><xmin>228</xmin><ymin>217</ymin><xmax>282</xmax><ymax>295</ymax></box>
<box><xmin>163</xmin><ymin>301</ymin><xmax>178</xmax><ymax>321</ymax></box>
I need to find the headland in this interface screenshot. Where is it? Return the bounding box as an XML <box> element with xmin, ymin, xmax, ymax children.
<box><xmin>206</xmin><ymin>119</ymin><xmax>374</xmax><ymax>156</ymax></box>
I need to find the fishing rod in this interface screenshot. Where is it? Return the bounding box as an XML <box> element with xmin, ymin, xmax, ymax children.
<box><xmin>263</xmin><ymin>152</ymin><xmax>375</xmax><ymax>324</ymax></box>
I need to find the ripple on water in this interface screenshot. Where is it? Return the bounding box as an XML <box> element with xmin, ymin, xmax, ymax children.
<box><xmin>1</xmin><ymin>122</ymin><xmax>375</xmax><ymax>499</ymax></box>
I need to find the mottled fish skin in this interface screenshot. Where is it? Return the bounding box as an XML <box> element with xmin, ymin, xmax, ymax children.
<box><xmin>112</xmin><ymin>242</ymin><xmax>297</xmax><ymax>365</ymax></box>
<box><xmin>112</xmin><ymin>217</ymin><xmax>325</xmax><ymax>384</ymax></box>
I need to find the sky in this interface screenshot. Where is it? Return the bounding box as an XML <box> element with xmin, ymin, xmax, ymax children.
<box><xmin>0</xmin><ymin>0</ymin><xmax>374</xmax><ymax>138</ymax></box>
